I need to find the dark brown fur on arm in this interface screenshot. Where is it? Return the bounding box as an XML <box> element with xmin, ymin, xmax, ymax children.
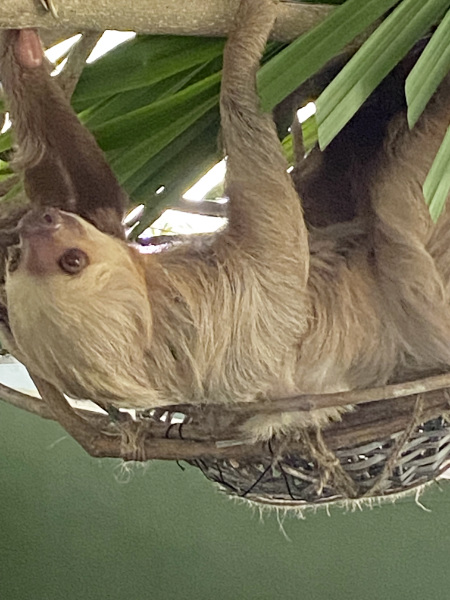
<box><xmin>0</xmin><ymin>29</ymin><xmax>126</xmax><ymax>238</ymax></box>
<box><xmin>369</xmin><ymin>72</ymin><xmax>450</xmax><ymax>380</ymax></box>
<box><xmin>295</xmin><ymin>56</ymin><xmax>450</xmax><ymax>393</ymax></box>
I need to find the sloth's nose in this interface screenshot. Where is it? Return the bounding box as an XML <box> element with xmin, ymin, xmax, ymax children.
<box><xmin>41</xmin><ymin>209</ymin><xmax>59</xmax><ymax>226</ymax></box>
<box><xmin>18</xmin><ymin>207</ymin><xmax>62</xmax><ymax>237</ymax></box>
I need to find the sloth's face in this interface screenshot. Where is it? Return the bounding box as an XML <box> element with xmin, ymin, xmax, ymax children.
<box><xmin>5</xmin><ymin>208</ymin><xmax>154</xmax><ymax>406</ymax></box>
<box><xmin>9</xmin><ymin>208</ymin><xmax>120</xmax><ymax>277</ymax></box>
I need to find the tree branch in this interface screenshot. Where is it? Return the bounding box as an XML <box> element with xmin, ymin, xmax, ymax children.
<box><xmin>162</xmin><ymin>372</ymin><xmax>450</xmax><ymax>416</ymax></box>
<box><xmin>1</xmin><ymin>1</ymin><xmax>334</xmax><ymax>42</ymax></box>
<box><xmin>57</xmin><ymin>31</ymin><xmax>103</xmax><ymax>98</ymax></box>
<box><xmin>0</xmin><ymin>380</ymin><xmax>52</xmax><ymax>418</ymax></box>
<box><xmin>30</xmin><ymin>374</ymin><xmax>105</xmax><ymax>441</ymax></box>
<box><xmin>174</xmin><ymin>198</ymin><xmax>227</xmax><ymax>218</ymax></box>
<box><xmin>1</xmin><ymin>370</ymin><xmax>449</xmax><ymax>461</ymax></box>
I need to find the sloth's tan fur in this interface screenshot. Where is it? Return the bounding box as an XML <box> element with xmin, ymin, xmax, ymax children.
<box><xmin>3</xmin><ymin>0</ymin><xmax>450</xmax><ymax>437</ymax></box>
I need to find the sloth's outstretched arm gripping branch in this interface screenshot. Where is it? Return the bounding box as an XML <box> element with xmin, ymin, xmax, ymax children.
<box><xmin>0</xmin><ymin>29</ymin><xmax>127</xmax><ymax>238</ymax></box>
<box><xmin>220</xmin><ymin>0</ymin><xmax>309</xmax><ymax>285</ymax></box>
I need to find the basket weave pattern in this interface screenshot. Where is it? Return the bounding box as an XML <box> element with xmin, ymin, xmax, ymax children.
<box><xmin>190</xmin><ymin>415</ymin><xmax>450</xmax><ymax>506</ymax></box>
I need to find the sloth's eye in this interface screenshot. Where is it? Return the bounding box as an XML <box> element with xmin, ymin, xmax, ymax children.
<box><xmin>58</xmin><ymin>248</ymin><xmax>89</xmax><ymax>275</ymax></box>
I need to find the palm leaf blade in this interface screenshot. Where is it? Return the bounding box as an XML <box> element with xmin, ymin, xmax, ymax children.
<box><xmin>316</xmin><ymin>0</ymin><xmax>450</xmax><ymax>149</ymax></box>
<box><xmin>406</xmin><ymin>8</ymin><xmax>450</xmax><ymax>127</ymax></box>
<box><xmin>424</xmin><ymin>126</ymin><xmax>450</xmax><ymax>221</ymax></box>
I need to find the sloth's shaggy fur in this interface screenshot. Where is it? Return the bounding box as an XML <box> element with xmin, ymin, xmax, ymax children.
<box><xmin>1</xmin><ymin>0</ymin><xmax>450</xmax><ymax>438</ymax></box>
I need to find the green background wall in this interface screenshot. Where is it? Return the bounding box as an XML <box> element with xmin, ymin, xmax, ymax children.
<box><xmin>1</xmin><ymin>401</ymin><xmax>450</xmax><ymax>600</ymax></box>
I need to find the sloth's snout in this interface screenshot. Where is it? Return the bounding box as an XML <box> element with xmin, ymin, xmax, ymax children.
<box><xmin>18</xmin><ymin>208</ymin><xmax>63</xmax><ymax>238</ymax></box>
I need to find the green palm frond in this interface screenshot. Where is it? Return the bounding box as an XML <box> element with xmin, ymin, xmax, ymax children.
<box><xmin>0</xmin><ymin>0</ymin><xmax>448</xmax><ymax>227</ymax></box>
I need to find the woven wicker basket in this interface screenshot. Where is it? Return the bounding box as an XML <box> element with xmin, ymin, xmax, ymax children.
<box><xmin>148</xmin><ymin>375</ymin><xmax>450</xmax><ymax>507</ymax></box>
<box><xmin>5</xmin><ymin>371</ymin><xmax>450</xmax><ymax>508</ymax></box>
<box><xmin>189</xmin><ymin>414</ymin><xmax>450</xmax><ymax>507</ymax></box>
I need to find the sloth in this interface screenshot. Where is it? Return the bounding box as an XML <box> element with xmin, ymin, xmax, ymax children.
<box><xmin>0</xmin><ymin>0</ymin><xmax>449</xmax><ymax>437</ymax></box>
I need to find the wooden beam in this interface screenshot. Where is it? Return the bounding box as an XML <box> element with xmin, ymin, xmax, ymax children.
<box><xmin>1</xmin><ymin>1</ymin><xmax>334</xmax><ymax>42</ymax></box>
